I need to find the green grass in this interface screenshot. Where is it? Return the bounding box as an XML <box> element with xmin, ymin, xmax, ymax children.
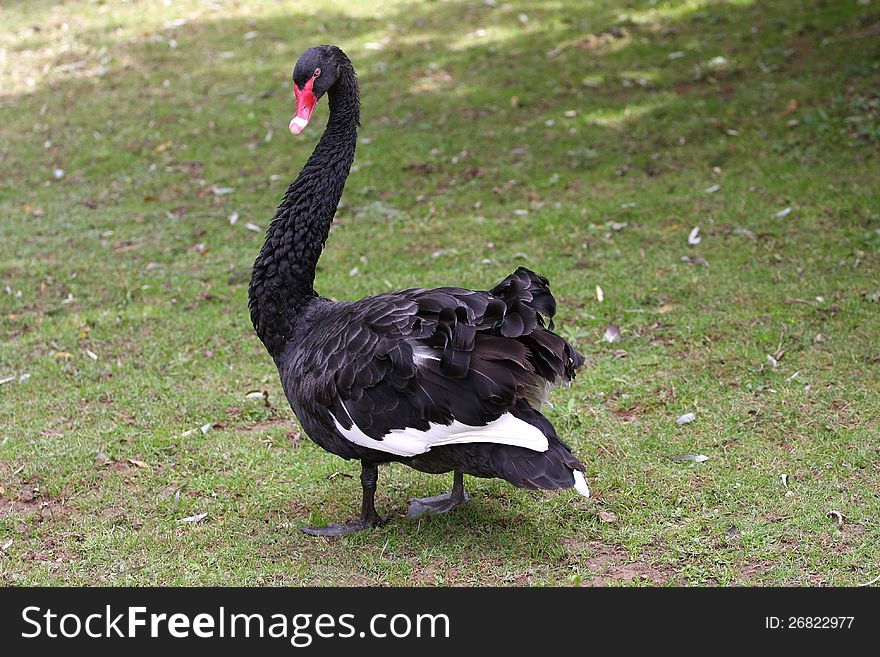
<box><xmin>1</xmin><ymin>0</ymin><xmax>878</xmax><ymax>586</ymax></box>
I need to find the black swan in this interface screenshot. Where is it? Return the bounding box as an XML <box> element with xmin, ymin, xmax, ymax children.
<box><xmin>249</xmin><ymin>45</ymin><xmax>589</xmax><ymax>536</ymax></box>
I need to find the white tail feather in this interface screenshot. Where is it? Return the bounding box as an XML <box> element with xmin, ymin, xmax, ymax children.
<box><xmin>572</xmin><ymin>470</ymin><xmax>591</xmax><ymax>498</ymax></box>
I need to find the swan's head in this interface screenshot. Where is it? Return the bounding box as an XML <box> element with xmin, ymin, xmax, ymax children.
<box><xmin>290</xmin><ymin>45</ymin><xmax>342</xmax><ymax>135</ymax></box>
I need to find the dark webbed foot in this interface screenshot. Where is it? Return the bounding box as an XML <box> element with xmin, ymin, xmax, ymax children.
<box><xmin>406</xmin><ymin>490</ymin><xmax>469</xmax><ymax>517</ymax></box>
<box><xmin>406</xmin><ymin>471</ymin><xmax>468</xmax><ymax>517</ymax></box>
<box><xmin>301</xmin><ymin>515</ymin><xmax>382</xmax><ymax>537</ymax></box>
<box><xmin>301</xmin><ymin>461</ymin><xmax>383</xmax><ymax>538</ymax></box>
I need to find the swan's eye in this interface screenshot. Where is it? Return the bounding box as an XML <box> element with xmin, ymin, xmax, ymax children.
<box><xmin>313</xmin><ymin>67</ymin><xmax>321</xmax><ymax>78</ymax></box>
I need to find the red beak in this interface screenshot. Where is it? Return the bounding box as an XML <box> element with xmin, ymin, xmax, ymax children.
<box><xmin>290</xmin><ymin>77</ymin><xmax>317</xmax><ymax>135</ymax></box>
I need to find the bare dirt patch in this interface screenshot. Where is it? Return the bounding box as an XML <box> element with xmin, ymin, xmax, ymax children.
<box><xmin>612</xmin><ymin>403</ymin><xmax>645</xmax><ymax>424</ymax></box>
<box><xmin>0</xmin><ymin>486</ymin><xmax>71</xmax><ymax>522</ymax></box>
<box><xmin>20</xmin><ymin>535</ymin><xmax>78</xmax><ymax>564</ymax></box>
<box><xmin>239</xmin><ymin>419</ymin><xmax>299</xmax><ymax>436</ymax></box>
<box><xmin>563</xmin><ymin>539</ymin><xmax>677</xmax><ymax>586</ymax></box>
<box><xmin>739</xmin><ymin>560</ymin><xmax>774</xmax><ymax>582</ymax></box>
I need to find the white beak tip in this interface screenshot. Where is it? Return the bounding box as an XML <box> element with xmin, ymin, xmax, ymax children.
<box><xmin>289</xmin><ymin>116</ymin><xmax>309</xmax><ymax>135</ymax></box>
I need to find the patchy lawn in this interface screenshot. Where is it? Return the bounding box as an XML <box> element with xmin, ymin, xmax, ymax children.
<box><xmin>1</xmin><ymin>0</ymin><xmax>878</xmax><ymax>586</ymax></box>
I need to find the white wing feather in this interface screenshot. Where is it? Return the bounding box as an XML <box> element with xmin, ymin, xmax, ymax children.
<box><xmin>331</xmin><ymin>404</ymin><xmax>549</xmax><ymax>457</ymax></box>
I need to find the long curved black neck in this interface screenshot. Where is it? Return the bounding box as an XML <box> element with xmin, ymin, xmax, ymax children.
<box><xmin>249</xmin><ymin>59</ymin><xmax>359</xmax><ymax>357</ymax></box>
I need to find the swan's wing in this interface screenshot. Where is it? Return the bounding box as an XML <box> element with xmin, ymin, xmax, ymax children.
<box><xmin>297</xmin><ymin>268</ymin><xmax>582</xmax><ymax>458</ymax></box>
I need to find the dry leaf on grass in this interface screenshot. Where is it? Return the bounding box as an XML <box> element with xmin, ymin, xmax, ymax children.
<box><xmin>676</xmin><ymin>412</ymin><xmax>696</xmax><ymax>425</ymax></box>
<box><xmin>857</xmin><ymin>573</ymin><xmax>880</xmax><ymax>587</ymax></box>
<box><xmin>246</xmin><ymin>390</ymin><xmax>271</xmax><ymax>407</ymax></box>
<box><xmin>598</xmin><ymin>510</ymin><xmax>618</xmax><ymax>523</ymax></box>
<box><xmin>604</xmin><ymin>324</ymin><xmax>621</xmax><ymax>343</ymax></box>
<box><xmin>775</xmin><ymin>206</ymin><xmax>792</xmax><ymax>218</ymax></box>
<box><xmin>177</xmin><ymin>512</ymin><xmax>208</xmax><ymax>524</ymax></box>
<box><xmin>180</xmin><ymin>423</ymin><xmax>218</xmax><ymax>438</ymax></box>
<box><xmin>671</xmin><ymin>453</ymin><xmax>709</xmax><ymax>463</ymax></box>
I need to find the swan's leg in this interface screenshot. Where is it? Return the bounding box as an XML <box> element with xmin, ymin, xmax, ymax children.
<box><xmin>302</xmin><ymin>461</ymin><xmax>383</xmax><ymax>536</ymax></box>
<box><xmin>406</xmin><ymin>471</ymin><xmax>469</xmax><ymax>517</ymax></box>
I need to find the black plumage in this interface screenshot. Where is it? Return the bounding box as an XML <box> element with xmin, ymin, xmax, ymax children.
<box><xmin>249</xmin><ymin>45</ymin><xmax>589</xmax><ymax>535</ymax></box>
